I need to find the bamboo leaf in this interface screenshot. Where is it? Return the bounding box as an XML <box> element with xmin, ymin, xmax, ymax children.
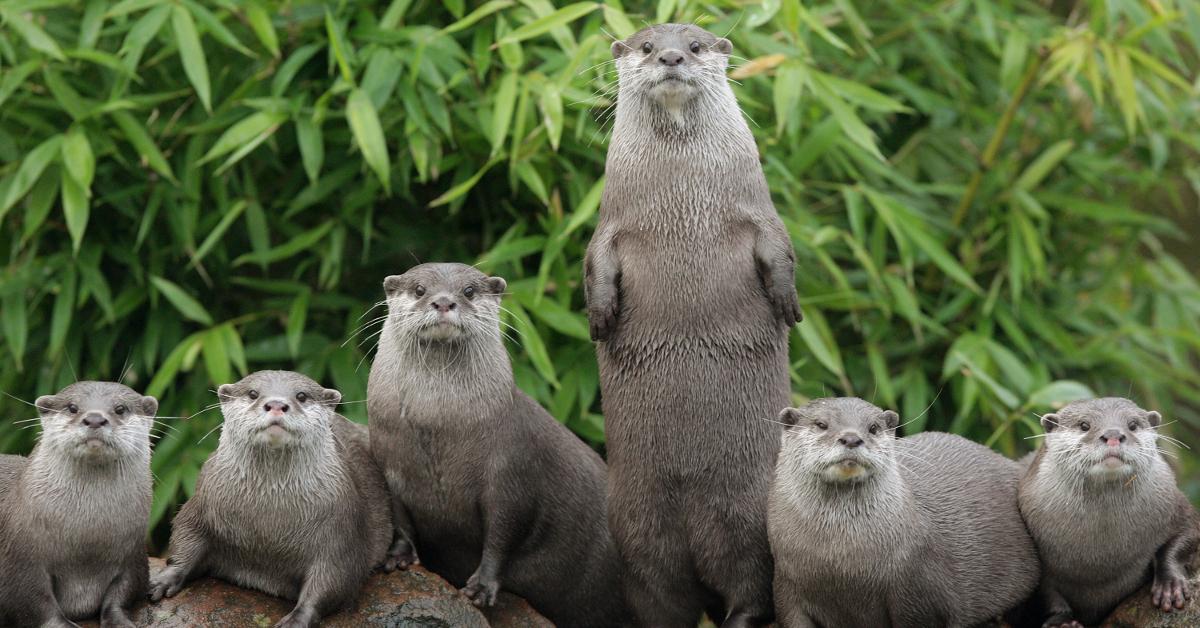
<box><xmin>1014</xmin><ymin>140</ymin><xmax>1074</xmax><ymax>191</ymax></box>
<box><xmin>1</xmin><ymin>135</ymin><xmax>62</xmax><ymax>222</ymax></box>
<box><xmin>498</xmin><ymin>3</ymin><xmax>600</xmax><ymax>44</ymax></box>
<box><xmin>490</xmin><ymin>72</ymin><xmax>519</xmax><ymax>156</ymax></box>
<box><xmin>171</xmin><ymin>5</ymin><xmax>212</xmax><ymax>112</ymax></box>
<box><xmin>345</xmin><ymin>88</ymin><xmax>391</xmax><ymax>194</ymax></box>
<box><xmin>441</xmin><ymin>0</ymin><xmax>513</xmax><ymax>35</ymax></box>
<box><xmin>62</xmin><ymin>127</ymin><xmax>95</xmax><ymax>190</ymax></box>
<box><xmin>150</xmin><ymin>275</ymin><xmax>214</xmax><ymax>326</ymax></box>
<box><xmin>1</xmin><ymin>8</ymin><xmax>66</xmax><ymax>60</ymax></box>
<box><xmin>60</xmin><ymin>173</ymin><xmax>89</xmax><ymax>253</ymax></box>
<box><xmin>244</xmin><ymin>0</ymin><xmax>279</xmax><ymax>57</ymax></box>
<box><xmin>296</xmin><ymin>116</ymin><xmax>324</xmax><ymax>185</ymax></box>
<box><xmin>110</xmin><ymin>110</ymin><xmax>176</xmax><ymax>181</ymax></box>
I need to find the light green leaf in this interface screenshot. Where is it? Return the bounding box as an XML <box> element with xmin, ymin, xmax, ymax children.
<box><xmin>490</xmin><ymin>72</ymin><xmax>519</xmax><ymax>156</ymax></box>
<box><xmin>200</xmin><ymin>111</ymin><xmax>287</xmax><ymax>164</ymax></box>
<box><xmin>201</xmin><ymin>328</ymin><xmax>232</xmax><ymax>386</ymax></box>
<box><xmin>506</xmin><ymin>303</ymin><xmax>559</xmax><ymax>387</ymax></box>
<box><xmin>1028</xmin><ymin>381</ymin><xmax>1095</xmax><ymax>409</ymax></box>
<box><xmin>296</xmin><ymin>116</ymin><xmax>324</xmax><ymax>185</ymax></box>
<box><xmin>539</xmin><ymin>82</ymin><xmax>563</xmax><ymax>151</ymax></box>
<box><xmin>233</xmin><ymin>221</ymin><xmax>334</xmax><ymax>266</ymax></box>
<box><xmin>244</xmin><ymin>0</ymin><xmax>279</xmax><ymax>57</ymax></box>
<box><xmin>62</xmin><ymin>127</ymin><xmax>95</xmax><ymax>189</ymax></box>
<box><xmin>441</xmin><ymin>0</ymin><xmax>513</xmax><ymax>34</ymax></box>
<box><xmin>325</xmin><ymin>8</ymin><xmax>355</xmax><ymax>84</ymax></box>
<box><xmin>498</xmin><ymin>3</ymin><xmax>600</xmax><ymax>44</ymax></box>
<box><xmin>171</xmin><ymin>5</ymin><xmax>211</xmax><ymax>112</ymax></box>
<box><xmin>1014</xmin><ymin>140</ymin><xmax>1073</xmax><ymax>191</ymax></box>
<box><xmin>1</xmin><ymin>289</ymin><xmax>27</xmax><ymax>369</ymax></box>
<box><xmin>0</xmin><ymin>134</ymin><xmax>62</xmax><ymax>222</ymax></box>
<box><xmin>150</xmin><ymin>275</ymin><xmax>214</xmax><ymax>326</ymax></box>
<box><xmin>287</xmin><ymin>291</ymin><xmax>309</xmax><ymax>358</ymax></box>
<box><xmin>428</xmin><ymin>158</ymin><xmax>500</xmax><ymax>208</ymax></box>
<box><xmin>60</xmin><ymin>173</ymin><xmax>89</xmax><ymax>253</ymax></box>
<box><xmin>110</xmin><ymin>110</ymin><xmax>176</xmax><ymax>181</ymax></box>
<box><xmin>191</xmin><ymin>200</ymin><xmax>247</xmax><ymax>267</ymax></box>
<box><xmin>795</xmin><ymin>307</ymin><xmax>845</xmax><ymax>379</ymax></box>
<box><xmin>346</xmin><ymin>88</ymin><xmax>391</xmax><ymax>194</ymax></box>
<box><xmin>1</xmin><ymin>8</ymin><xmax>66</xmax><ymax>60</ymax></box>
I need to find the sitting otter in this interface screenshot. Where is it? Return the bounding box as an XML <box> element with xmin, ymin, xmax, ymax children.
<box><xmin>0</xmin><ymin>382</ymin><xmax>157</xmax><ymax>628</ymax></box>
<box><xmin>1019</xmin><ymin>397</ymin><xmax>1199</xmax><ymax>627</ymax></box>
<box><xmin>149</xmin><ymin>370</ymin><xmax>391</xmax><ymax>628</ymax></box>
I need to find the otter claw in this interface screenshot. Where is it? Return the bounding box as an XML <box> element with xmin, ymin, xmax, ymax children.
<box><xmin>588</xmin><ymin>300</ymin><xmax>619</xmax><ymax>341</ymax></box>
<box><xmin>1152</xmin><ymin>575</ymin><xmax>1190</xmax><ymax>612</ymax></box>
<box><xmin>383</xmin><ymin>541</ymin><xmax>419</xmax><ymax>572</ymax></box>
<box><xmin>462</xmin><ymin>574</ymin><xmax>500</xmax><ymax>607</ymax></box>
<box><xmin>148</xmin><ymin>571</ymin><xmax>184</xmax><ymax>601</ymax></box>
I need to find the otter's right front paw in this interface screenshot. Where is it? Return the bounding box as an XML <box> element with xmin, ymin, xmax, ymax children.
<box><xmin>383</xmin><ymin>539</ymin><xmax>419</xmax><ymax>572</ymax></box>
<box><xmin>147</xmin><ymin>570</ymin><xmax>185</xmax><ymax>601</ymax></box>
<box><xmin>1042</xmin><ymin>614</ymin><xmax>1083</xmax><ymax>628</ymax></box>
<box><xmin>588</xmin><ymin>297</ymin><xmax>619</xmax><ymax>341</ymax></box>
<box><xmin>1152</xmin><ymin>573</ymin><xmax>1191</xmax><ymax>611</ymax></box>
<box><xmin>462</xmin><ymin>571</ymin><xmax>500</xmax><ymax>608</ymax></box>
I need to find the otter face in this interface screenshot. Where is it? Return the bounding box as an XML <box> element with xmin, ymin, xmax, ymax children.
<box><xmin>1041</xmin><ymin>397</ymin><xmax>1162</xmax><ymax>481</ymax></box>
<box><xmin>35</xmin><ymin>382</ymin><xmax>156</xmax><ymax>463</ymax></box>
<box><xmin>382</xmin><ymin>263</ymin><xmax>507</xmax><ymax>343</ymax></box>
<box><xmin>217</xmin><ymin>370</ymin><xmax>341</xmax><ymax>451</ymax></box>
<box><xmin>612</xmin><ymin>23</ymin><xmax>732</xmax><ymax>109</ymax></box>
<box><xmin>779</xmin><ymin>398</ymin><xmax>899</xmax><ymax>484</ymax></box>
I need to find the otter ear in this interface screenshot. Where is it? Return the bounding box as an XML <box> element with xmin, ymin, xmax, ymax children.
<box><xmin>881</xmin><ymin>410</ymin><xmax>899</xmax><ymax>431</ymax></box>
<box><xmin>611</xmin><ymin>40</ymin><xmax>629</xmax><ymax>59</ymax></box>
<box><xmin>319</xmin><ymin>388</ymin><xmax>342</xmax><ymax>407</ymax></box>
<box><xmin>1145</xmin><ymin>410</ymin><xmax>1162</xmax><ymax>427</ymax></box>
<box><xmin>217</xmin><ymin>384</ymin><xmax>236</xmax><ymax>402</ymax></box>
<box><xmin>485</xmin><ymin>276</ymin><xmax>507</xmax><ymax>296</ymax></box>
<box><xmin>139</xmin><ymin>396</ymin><xmax>158</xmax><ymax>417</ymax></box>
<box><xmin>1041</xmin><ymin>413</ymin><xmax>1061</xmax><ymax>432</ymax></box>
<box><xmin>714</xmin><ymin>38</ymin><xmax>732</xmax><ymax>55</ymax></box>
<box><xmin>34</xmin><ymin>395</ymin><xmax>61</xmax><ymax>416</ymax></box>
<box><xmin>383</xmin><ymin>275</ymin><xmax>403</xmax><ymax>296</ymax></box>
<box><xmin>778</xmin><ymin>407</ymin><xmax>801</xmax><ymax>428</ymax></box>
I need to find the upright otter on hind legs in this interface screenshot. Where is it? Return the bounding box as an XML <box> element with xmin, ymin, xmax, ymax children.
<box><xmin>586</xmin><ymin>23</ymin><xmax>800</xmax><ymax>628</ymax></box>
<box><xmin>0</xmin><ymin>382</ymin><xmax>156</xmax><ymax>628</ymax></box>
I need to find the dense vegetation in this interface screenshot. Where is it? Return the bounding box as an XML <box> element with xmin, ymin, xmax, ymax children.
<box><xmin>1</xmin><ymin>0</ymin><xmax>1198</xmax><ymax>544</ymax></box>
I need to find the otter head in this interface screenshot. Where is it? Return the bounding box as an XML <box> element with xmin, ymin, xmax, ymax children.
<box><xmin>1040</xmin><ymin>397</ymin><xmax>1162</xmax><ymax>482</ymax></box>
<box><xmin>779</xmin><ymin>397</ymin><xmax>899</xmax><ymax>484</ymax></box>
<box><xmin>382</xmin><ymin>263</ymin><xmax>507</xmax><ymax>343</ymax></box>
<box><xmin>35</xmin><ymin>382</ymin><xmax>156</xmax><ymax>463</ymax></box>
<box><xmin>217</xmin><ymin>370</ymin><xmax>341</xmax><ymax>451</ymax></box>
<box><xmin>612</xmin><ymin>23</ymin><xmax>732</xmax><ymax>113</ymax></box>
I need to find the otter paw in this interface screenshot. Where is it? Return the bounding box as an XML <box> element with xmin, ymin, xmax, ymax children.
<box><xmin>1152</xmin><ymin>574</ymin><xmax>1190</xmax><ymax>611</ymax></box>
<box><xmin>274</xmin><ymin>609</ymin><xmax>316</xmax><ymax>628</ymax></box>
<box><xmin>147</xmin><ymin>570</ymin><xmax>185</xmax><ymax>601</ymax></box>
<box><xmin>383</xmin><ymin>540</ymin><xmax>419</xmax><ymax>572</ymax></box>
<box><xmin>462</xmin><ymin>573</ymin><xmax>500</xmax><ymax>608</ymax></box>
<box><xmin>770</xmin><ymin>285</ymin><xmax>802</xmax><ymax>327</ymax></box>
<box><xmin>100</xmin><ymin>612</ymin><xmax>135</xmax><ymax>628</ymax></box>
<box><xmin>1042</xmin><ymin>617</ymin><xmax>1083</xmax><ymax>628</ymax></box>
<box><xmin>588</xmin><ymin>299</ymin><xmax>619</xmax><ymax>341</ymax></box>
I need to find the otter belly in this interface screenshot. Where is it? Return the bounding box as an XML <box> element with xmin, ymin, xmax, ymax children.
<box><xmin>54</xmin><ymin>565</ymin><xmax>115</xmax><ymax>620</ymax></box>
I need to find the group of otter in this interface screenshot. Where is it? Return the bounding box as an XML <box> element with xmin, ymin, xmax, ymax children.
<box><xmin>0</xmin><ymin>22</ymin><xmax>1195</xmax><ymax>628</ymax></box>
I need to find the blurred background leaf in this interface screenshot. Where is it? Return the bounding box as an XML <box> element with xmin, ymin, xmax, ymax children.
<box><xmin>1</xmin><ymin>0</ymin><xmax>1199</xmax><ymax>549</ymax></box>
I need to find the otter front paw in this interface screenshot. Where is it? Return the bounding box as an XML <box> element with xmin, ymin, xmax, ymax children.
<box><xmin>100</xmin><ymin>612</ymin><xmax>135</xmax><ymax>628</ymax></box>
<box><xmin>383</xmin><ymin>538</ymin><xmax>419</xmax><ymax>572</ymax></box>
<box><xmin>769</xmin><ymin>283</ymin><xmax>802</xmax><ymax>327</ymax></box>
<box><xmin>462</xmin><ymin>571</ymin><xmax>500</xmax><ymax>608</ymax></box>
<box><xmin>588</xmin><ymin>296</ymin><xmax>619</xmax><ymax>341</ymax></box>
<box><xmin>148</xmin><ymin>569</ymin><xmax>186</xmax><ymax>601</ymax></box>
<box><xmin>1042</xmin><ymin>613</ymin><xmax>1083</xmax><ymax>628</ymax></box>
<box><xmin>274</xmin><ymin>608</ymin><xmax>317</xmax><ymax>628</ymax></box>
<box><xmin>1152</xmin><ymin>573</ymin><xmax>1191</xmax><ymax>611</ymax></box>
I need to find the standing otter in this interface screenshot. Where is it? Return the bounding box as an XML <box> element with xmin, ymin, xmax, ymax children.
<box><xmin>367</xmin><ymin>263</ymin><xmax>627</xmax><ymax>627</ymax></box>
<box><xmin>1019</xmin><ymin>397</ymin><xmax>1199</xmax><ymax>627</ymax></box>
<box><xmin>149</xmin><ymin>370</ymin><xmax>391</xmax><ymax>628</ymax></box>
<box><xmin>584</xmin><ymin>23</ymin><xmax>800</xmax><ymax>627</ymax></box>
<box><xmin>768</xmin><ymin>397</ymin><xmax>1040</xmax><ymax>627</ymax></box>
<box><xmin>0</xmin><ymin>382</ymin><xmax>156</xmax><ymax>628</ymax></box>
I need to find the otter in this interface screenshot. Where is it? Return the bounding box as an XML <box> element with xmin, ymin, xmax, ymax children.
<box><xmin>768</xmin><ymin>397</ymin><xmax>1041</xmax><ymax>628</ymax></box>
<box><xmin>367</xmin><ymin>263</ymin><xmax>627</xmax><ymax>627</ymax></box>
<box><xmin>1019</xmin><ymin>397</ymin><xmax>1199</xmax><ymax>627</ymax></box>
<box><xmin>583</xmin><ymin>23</ymin><xmax>800</xmax><ymax>627</ymax></box>
<box><xmin>148</xmin><ymin>370</ymin><xmax>391</xmax><ymax>628</ymax></box>
<box><xmin>0</xmin><ymin>381</ymin><xmax>156</xmax><ymax>628</ymax></box>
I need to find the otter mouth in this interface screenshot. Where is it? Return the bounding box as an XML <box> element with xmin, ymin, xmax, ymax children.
<box><xmin>1099</xmin><ymin>450</ymin><xmax>1128</xmax><ymax>468</ymax></box>
<box><xmin>821</xmin><ymin>455</ymin><xmax>873</xmax><ymax>482</ymax></box>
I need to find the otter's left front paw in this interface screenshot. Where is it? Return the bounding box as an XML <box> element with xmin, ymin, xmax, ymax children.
<box><xmin>462</xmin><ymin>571</ymin><xmax>500</xmax><ymax>608</ymax></box>
<box><xmin>100</xmin><ymin>611</ymin><xmax>135</xmax><ymax>628</ymax></box>
<box><xmin>1152</xmin><ymin>574</ymin><xmax>1190</xmax><ymax>611</ymax></box>
<box><xmin>769</xmin><ymin>284</ymin><xmax>802</xmax><ymax>327</ymax></box>
<box><xmin>275</xmin><ymin>608</ymin><xmax>317</xmax><ymax>628</ymax></box>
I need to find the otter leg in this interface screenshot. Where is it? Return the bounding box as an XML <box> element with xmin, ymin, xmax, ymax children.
<box><xmin>1037</xmin><ymin>581</ymin><xmax>1080</xmax><ymax>628</ymax></box>
<box><xmin>11</xmin><ymin>569</ymin><xmax>77</xmax><ymax>628</ymax></box>
<box><xmin>753</xmin><ymin>220</ymin><xmax>801</xmax><ymax>326</ymax></box>
<box><xmin>584</xmin><ymin>227</ymin><xmax>620</xmax><ymax>341</ymax></box>
<box><xmin>99</xmin><ymin>556</ymin><xmax>147</xmax><ymax>628</ymax></box>
<box><xmin>690</xmin><ymin>495</ymin><xmax>774</xmax><ymax>626</ymax></box>
<box><xmin>462</xmin><ymin>471</ymin><xmax>534</xmax><ymax>608</ymax></box>
<box><xmin>1152</xmin><ymin>521</ymin><xmax>1199</xmax><ymax>612</ymax></box>
<box><xmin>609</xmin><ymin>486</ymin><xmax>705</xmax><ymax>627</ymax></box>
<box><xmin>384</xmin><ymin>496</ymin><xmax>419</xmax><ymax>571</ymax></box>
<box><xmin>275</xmin><ymin>562</ymin><xmax>360</xmax><ymax>628</ymax></box>
<box><xmin>149</xmin><ymin>508</ymin><xmax>208</xmax><ymax>601</ymax></box>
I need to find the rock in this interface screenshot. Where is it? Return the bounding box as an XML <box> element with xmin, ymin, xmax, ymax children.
<box><xmin>80</xmin><ymin>558</ymin><xmax>552</xmax><ymax>627</ymax></box>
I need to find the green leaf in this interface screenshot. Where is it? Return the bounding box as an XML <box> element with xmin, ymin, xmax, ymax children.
<box><xmin>296</xmin><ymin>116</ymin><xmax>324</xmax><ymax>185</ymax></box>
<box><xmin>490</xmin><ymin>72</ymin><xmax>519</xmax><ymax>156</ymax></box>
<box><xmin>244</xmin><ymin>0</ymin><xmax>279</xmax><ymax>57</ymax></box>
<box><xmin>0</xmin><ymin>134</ymin><xmax>62</xmax><ymax>222</ymax></box>
<box><xmin>441</xmin><ymin>0</ymin><xmax>513</xmax><ymax>34</ymax></box>
<box><xmin>191</xmin><ymin>200</ymin><xmax>247</xmax><ymax>267</ymax></box>
<box><xmin>1028</xmin><ymin>381</ymin><xmax>1095</xmax><ymax>410</ymax></box>
<box><xmin>0</xmin><ymin>8</ymin><xmax>66</xmax><ymax>60</ymax></box>
<box><xmin>1014</xmin><ymin>140</ymin><xmax>1073</xmax><ymax>191</ymax></box>
<box><xmin>345</xmin><ymin>88</ymin><xmax>391</xmax><ymax>194</ymax></box>
<box><xmin>201</xmin><ymin>328</ymin><xmax>232</xmax><ymax>386</ymax></box>
<box><xmin>506</xmin><ymin>302</ymin><xmax>559</xmax><ymax>387</ymax></box>
<box><xmin>200</xmin><ymin>110</ymin><xmax>287</xmax><ymax>164</ymax></box>
<box><xmin>539</xmin><ymin>82</ymin><xmax>563</xmax><ymax>151</ymax></box>
<box><xmin>171</xmin><ymin>5</ymin><xmax>211</xmax><ymax>112</ymax></box>
<box><xmin>110</xmin><ymin>110</ymin><xmax>176</xmax><ymax>181</ymax></box>
<box><xmin>48</xmin><ymin>269</ymin><xmax>76</xmax><ymax>356</ymax></box>
<box><xmin>232</xmin><ymin>221</ymin><xmax>334</xmax><ymax>266</ymax></box>
<box><xmin>325</xmin><ymin>8</ymin><xmax>355</xmax><ymax>84</ymax></box>
<box><xmin>428</xmin><ymin>158</ymin><xmax>501</xmax><ymax>208</ymax></box>
<box><xmin>60</xmin><ymin>173</ymin><xmax>89</xmax><ymax>253</ymax></box>
<box><xmin>287</xmin><ymin>290</ymin><xmax>309</xmax><ymax>358</ymax></box>
<box><xmin>62</xmin><ymin>127</ymin><xmax>95</xmax><ymax>189</ymax></box>
<box><xmin>1</xmin><ymin>289</ymin><xmax>27</xmax><ymax>369</ymax></box>
<box><xmin>0</xmin><ymin>60</ymin><xmax>39</xmax><ymax>109</ymax></box>
<box><xmin>150</xmin><ymin>275</ymin><xmax>214</xmax><ymax>326</ymax></box>
<box><xmin>499</xmin><ymin>3</ymin><xmax>600</xmax><ymax>44</ymax></box>
<box><xmin>795</xmin><ymin>307</ymin><xmax>845</xmax><ymax>379</ymax></box>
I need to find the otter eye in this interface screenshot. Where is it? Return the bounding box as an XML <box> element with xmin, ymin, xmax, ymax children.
<box><xmin>296</xmin><ymin>392</ymin><xmax>308</xmax><ymax>403</ymax></box>
<box><xmin>869</xmin><ymin>424</ymin><xmax>880</xmax><ymax>435</ymax></box>
<box><xmin>415</xmin><ymin>285</ymin><xmax>426</xmax><ymax>297</ymax></box>
<box><xmin>689</xmin><ymin>41</ymin><xmax>701</xmax><ymax>54</ymax></box>
<box><xmin>464</xmin><ymin>286</ymin><xmax>475</xmax><ymax>298</ymax></box>
<box><xmin>114</xmin><ymin>405</ymin><xmax>126</xmax><ymax>416</ymax></box>
<box><xmin>814</xmin><ymin>421</ymin><xmax>827</xmax><ymax>430</ymax></box>
<box><xmin>1128</xmin><ymin>421</ymin><xmax>1138</xmax><ymax>431</ymax></box>
<box><xmin>248</xmin><ymin>390</ymin><xmax>259</xmax><ymax>400</ymax></box>
<box><xmin>1079</xmin><ymin>421</ymin><xmax>1090</xmax><ymax>431</ymax></box>
<box><xmin>67</xmin><ymin>404</ymin><xmax>79</xmax><ymax>414</ymax></box>
<box><xmin>642</xmin><ymin>41</ymin><xmax>653</xmax><ymax>54</ymax></box>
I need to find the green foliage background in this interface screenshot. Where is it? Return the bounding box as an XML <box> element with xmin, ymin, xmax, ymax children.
<box><xmin>1</xmin><ymin>0</ymin><xmax>1199</xmax><ymax>545</ymax></box>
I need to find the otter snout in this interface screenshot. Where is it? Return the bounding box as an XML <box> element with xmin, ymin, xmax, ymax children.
<box><xmin>837</xmin><ymin>432</ymin><xmax>864</xmax><ymax>449</ymax></box>
<box><xmin>659</xmin><ymin>50</ymin><xmax>684</xmax><ymax>66</ymax></box>
<box><xmin>263</xmin><ymin>399</ymin><xmax>289</xmax><ymax>415</ymax></box>
<box><xmin>1101</xmin><ymin>428</ymin><xmax>1127</xmax><ymax>446</ymax></box>
<box><xmin>430</xmin><ymin>296</ymin><xmax>457</xmax><ymax>313</ymax></box>
<box><xmin>81</xmin><ymin>412</ymin><xmax>109</xmax><ymax>429</ymax></box>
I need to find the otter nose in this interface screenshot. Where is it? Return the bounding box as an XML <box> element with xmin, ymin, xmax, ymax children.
<box><xmin>658</xmin><ymin>51</ymin><xmax>684</xmax><ymax>66</ymax></box>
<box><xmin>837</xmin><ymin>433</ymin><xmax>864</xmax><ymax>449</ymax></box>
<box><xmin>1101</xmin><ymin>429</ymin><xmax>1126</xmax><ymax>446</ymax></box>
<box><xmin>264</xmin><ymin>400</ymin><xmax>289</xmax><ymax>414</ymax></box>
<box><xmin>82</xmin><ymin>413</ymin><xmax>108</xmax><ymax>429</ymax></box>
<box><xmin>431</xmin><ymin>297</ymin><xmax>456</xmax><ymax>313</ymax></box>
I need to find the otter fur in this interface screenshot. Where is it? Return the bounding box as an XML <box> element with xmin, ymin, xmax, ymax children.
<box><xmin>1019</xmin><ymin>397</ymin><xmax>1199</xmax><ymax>627</ymax></box>
<box><xmin>149</xmin><ymin>370</ymin><xmax>391</xmax><ymax>628</ymax></box>
<box><xmin>768</xmin><ymin>397</ymin><xmax>1040</xmax><ymax>628</ymax></box>
<box><xmin>584</xmin><ymin>23</ymin><xmax>800</xmax><ymax>627</ymax></box>
<box><xmin>367</xmin><ymin>263</ymin><xmax>627</xmax><ymax>627</ymax></box>
<box><xmin>0</xmin><ymin>381</ymin><xmax>156</xmax><ymax>628</ymax></box>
